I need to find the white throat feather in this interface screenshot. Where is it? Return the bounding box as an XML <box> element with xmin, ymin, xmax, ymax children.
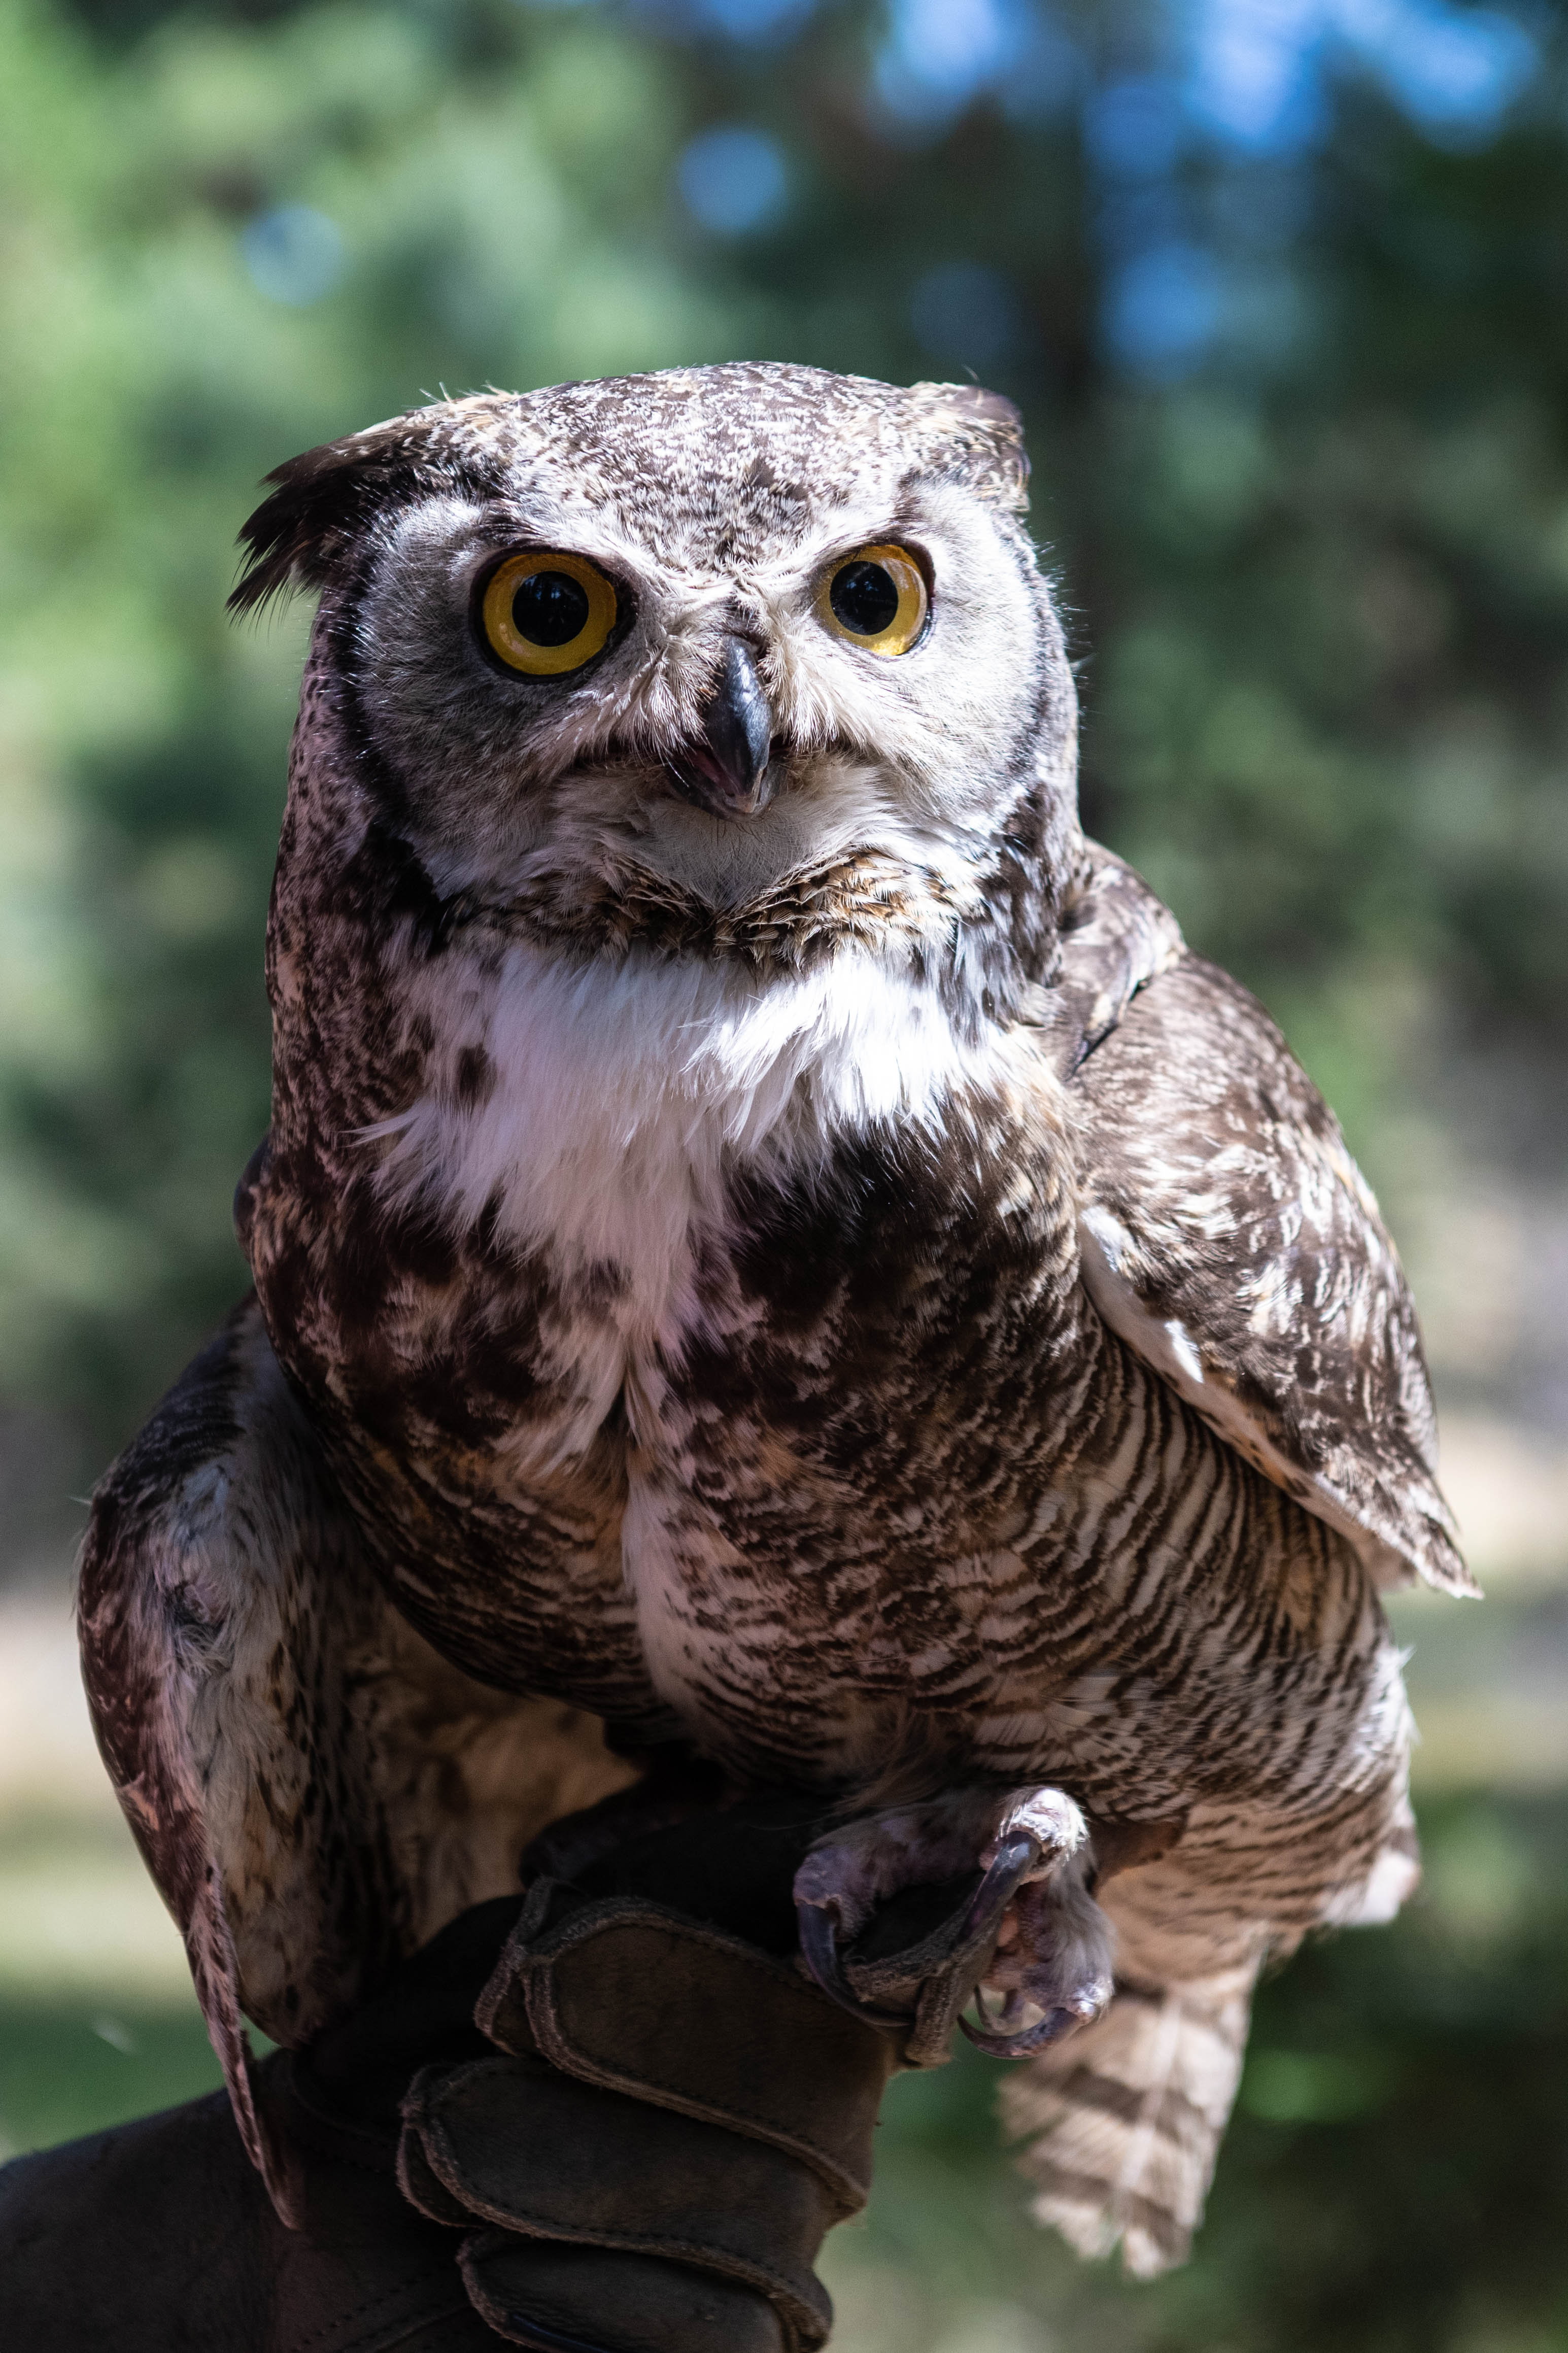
<box><xmin>361</xmin><ymin>934</ymin><xmax>1007</xmax><ymax>1331</ymax></box>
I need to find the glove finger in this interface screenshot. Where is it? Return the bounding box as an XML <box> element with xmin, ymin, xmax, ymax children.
<box><xmin>403</xmin><ymin>2056</ymin><xmax>834</xmax><ymax>2347</ymax></box>
<box><xmin>481</xmin><ymin>1889</ymin><xmax>893</xmax><ymax>2204</ymax></box>
<box><xmin>460</xmin><ymin>2236</ymin><xmax>792</xmax><ymax>2353</ymax></box>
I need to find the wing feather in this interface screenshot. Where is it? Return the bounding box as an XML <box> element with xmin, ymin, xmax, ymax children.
<box><xmin>77</xmin><ymin>1296</ymin><xmax>635</xmax><ymax>2218</ymax></box>
<box><xmin>1048</xmin><ymin>850</ymin><xmax>1470</xmax><ymax>1596</ymax></box>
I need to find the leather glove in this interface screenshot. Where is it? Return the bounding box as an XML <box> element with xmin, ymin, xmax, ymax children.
<box><xmin>0</xmin><ymin>1895</ymin><xmax>521</xmax><ymax>2353</ymax></box>
<box><xmin>0</xmin><ymin>1798</ymin><xmax>918</xmax><ymax>2353</ymax></box>
<box><xmin>400</xmin><ymin>1799</ymin><xmax>900</xmax><ymax>2352</ymax></box>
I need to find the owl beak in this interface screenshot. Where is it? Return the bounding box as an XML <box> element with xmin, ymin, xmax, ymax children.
<box><xmin>664</xmin><ymin>637</ymin><xmax>777</xmax><ymax>819</ymax></box>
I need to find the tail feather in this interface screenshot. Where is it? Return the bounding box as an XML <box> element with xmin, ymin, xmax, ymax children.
<box><xmin>999</xmin><ymin>1973</ymin><xmax>1254</xmax><ymax>2277</ymax></box>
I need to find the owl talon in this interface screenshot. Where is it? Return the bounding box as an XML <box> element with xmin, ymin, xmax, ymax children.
<box><xmin>960</xmin><ymin>1989</ymin><xmax>1078</xmax><ymax>2059</ymax></box>
<box><xmin>961</xmin><ymin>1831</ymin><xmax>1042</xmax><ymax>1943</ymax></box>
<box><xmin>795</xmin><ymin>1901</ymin><xmax>914</xmax><ymax>2031</ymax></box>
<box><xmin>793</xmin><ymin>1784</ymin><xmax>1114</xmax><ymax>2060</ymax></box>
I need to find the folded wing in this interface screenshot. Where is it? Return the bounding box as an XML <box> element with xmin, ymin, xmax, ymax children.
<box><xmin>78</xmin><ymin>1297</ymin><xmax>634</xmax><ymax>2216</ymax></box>
<box><xmin>1051</xmin><ymin>849</ymin><xmax>1469</xmax><ymax>1596</ymax></box>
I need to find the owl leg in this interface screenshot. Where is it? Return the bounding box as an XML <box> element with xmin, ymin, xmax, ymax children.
<box><xmin>794</xmin><ymin>1786</ymin><xmax>1114</xmax><ymax>2055</ymax></box>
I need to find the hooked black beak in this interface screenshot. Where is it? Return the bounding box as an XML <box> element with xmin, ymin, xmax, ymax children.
<box><xmin>665</xmin><ymin>637</ymin><xmax>776</xmax><ymax>819</ymax></box>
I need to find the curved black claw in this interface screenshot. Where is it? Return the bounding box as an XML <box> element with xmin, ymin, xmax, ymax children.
<box><xmin>796</xmin><ymin>1902</ymin><xmax>914</xmax><ymax>2032</ymax></box>
<box><xmin>961</xmin><ymin>1831</ymin><xmax>1041</xmax><ymax>1946</ymax></box>
<box><xmin>959</xmin><ymin>1986</ymin><xmax>1080</xmax><ymax>2059</ymax></box>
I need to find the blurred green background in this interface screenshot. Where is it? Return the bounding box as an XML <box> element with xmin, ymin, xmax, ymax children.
<box><xmin>2</xmin><ymin>0</ymin><xmax>1566</xmax><ymax>2343</ymax></box>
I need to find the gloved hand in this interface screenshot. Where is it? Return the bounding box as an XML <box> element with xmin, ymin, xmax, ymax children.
<box><xmin>0</xmin><ymin>1894</ymin><xmax>521</xmax><ymax>2353</ymax></box>
<box><xmin>2</xmin><ymin>1792</ymin><xmax>983</xmax><ymax>2353</ymax></box>
<box><xmin>397</xmin><ymin>1795</ymin><xmax>900</xmax><ymax>2351</ymax></box>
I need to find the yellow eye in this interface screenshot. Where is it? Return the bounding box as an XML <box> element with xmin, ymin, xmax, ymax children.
<box><xmin>816</xmin><ymin>542</ymin><xmax>928</xmax><ymax>657</ymax></box>
<box><xmin>480</xmin><ymin>550</ymin><xmax>619</xmax><ymax>676</ymax></box>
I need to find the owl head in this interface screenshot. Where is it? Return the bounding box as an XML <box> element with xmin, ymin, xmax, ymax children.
<box><xmin>236</xmin><ymin>364</ymin><xmax>1081</xmax><ymax>1006</ymax></box>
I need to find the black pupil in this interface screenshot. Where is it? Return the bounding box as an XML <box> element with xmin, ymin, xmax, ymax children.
<box><xmin>830</xmin><ymin>559</ymin><xmax>901</xmax><ymax>638</ymax></box>
<box><xmin>512</xmin><ymin>569</ymin><xmax>592</xmax><ymax>647</ymax></box>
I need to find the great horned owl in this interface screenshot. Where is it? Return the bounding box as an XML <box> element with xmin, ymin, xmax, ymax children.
<box><xmin>79</xmin><ymin>364</ymin><xmax>1470</xmax><ymax>2278</ymax></box>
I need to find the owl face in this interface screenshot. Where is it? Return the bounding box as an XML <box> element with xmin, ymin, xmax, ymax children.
<box><xmin>237</xmin><ymin>365</ymin><xmax>1079</xmax><ymax>973</ymax></box>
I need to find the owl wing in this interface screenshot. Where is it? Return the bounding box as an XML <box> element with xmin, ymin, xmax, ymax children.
<box><xmin>78</xmin><ymin>1295</ymin><xmax>634</xmax><ymax>2218</ymax></box>
<box><xmin>1043</xmin><ymin>847</ymin><xmax>1470</xmax><ymax>1596</ymax></box>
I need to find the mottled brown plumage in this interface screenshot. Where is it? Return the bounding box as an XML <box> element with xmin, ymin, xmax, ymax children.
<box><xmin>77</xmin><ymin>1302</ymin><xmax>636</xmax><ymax>2216</ymax></box>
<box><xmin>80</xmin><ymin>365</ymin><xmax>1465</xmax><ymax>2279</ymax></box>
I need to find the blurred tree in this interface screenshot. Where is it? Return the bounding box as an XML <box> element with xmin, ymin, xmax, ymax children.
<box><xmin>3</xmin><ymin>0</ymin><xmax>1566</xmax><ymax>1457</ymax></box>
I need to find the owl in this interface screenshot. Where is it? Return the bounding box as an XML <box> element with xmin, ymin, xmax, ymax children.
<box><xmin>79</xmin><ymin>364</ymin><xmax>1471</xmax><ymax>2278</ymax></box>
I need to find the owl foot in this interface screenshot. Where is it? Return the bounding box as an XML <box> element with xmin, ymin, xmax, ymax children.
<box><xmin>793</xmin><ymin>1786</ymin><xmax>1114</xmax><ymax>2059</ymax></box>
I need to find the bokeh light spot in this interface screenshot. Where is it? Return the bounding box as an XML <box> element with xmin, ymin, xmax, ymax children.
<box><xmin>1086</xmin><ymin>76</ymin><xmax>1187</xmax><ymax>178</ymax></box>
<box><xmin>1346</xmin><ymin>0</ymin><xmax>1536</xmax><ymax>139</ymax></box>
<box><xmin>1103</xmin><ymin>241</ymin><xmax>1223</xmax><ymax>376</ymax></box>
<box><xmin>875</xmin><ymin>0</ymin><xmax>1024</xmax><ymax>126</ymax></box>
<box><xmin>676</xmin><ymin>126</ymin><xmax>789</xmax><ymax>234</ymax></box>
<box><xmin>688</xmin><ymin>0</ymin><xmax>816</xmax><ymax>39</ymax></box>
<box><xmin>909</xmin><ymin>263</ymin><xmax>1018</xmax><ymax>369</ymax></box>
<box><xmin>241</xmin><ymin>206</ymin><xmax>346</xmax><ymax>307</ymax></box>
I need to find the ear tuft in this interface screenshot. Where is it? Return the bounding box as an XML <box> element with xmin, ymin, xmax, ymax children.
<box><xmin>230</xmin><ymin>426</ymin><xmax>391</xmax><ymax>617</ymax></box>
<box><xmin>228</xmin><ymin>398</ymin><xmax>506</xmax><ymax>617</ymax></box>
<box><xmin>906</xmin><ymin>382</ymin><xmax>1030</xmax><ymax>513</ymax></box>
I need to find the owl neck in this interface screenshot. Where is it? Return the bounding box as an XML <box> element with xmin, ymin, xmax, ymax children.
<box><xmin>266</xmin><ymin>827</ymin><xmax>1067</xmax><ymax>1310</ymax></box>
<box><xmin>263</xmin><ymin>705</ymin><xmax>1082</xmax><ymax>1281</ymax></box>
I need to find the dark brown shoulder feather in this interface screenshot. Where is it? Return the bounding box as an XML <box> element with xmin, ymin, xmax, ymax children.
<box><xmin>1021</xmin><ymin>841</ymin><xmax>1186</xmax><ymax>1075</ymax></box>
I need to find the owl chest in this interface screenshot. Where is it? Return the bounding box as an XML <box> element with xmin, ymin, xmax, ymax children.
<box><xmin>266</xmin><ymin>1103</ymin><xmax>1073</xmax><ymax>1484</ymax></box>
<box><xmin>257</xmin><ymin>1099</ymin><xmax>1080</xmax><ymax>1732</ymax></box>
<box><xmin>254</xmin><ymin>950</ymin><xmax>1093</xmax><ymax>1741</ymax></box>
<box><xmin>610</xmin><ymin>1139</ymin><xmax>1104</xmax><ymax>1766</ymax></box>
